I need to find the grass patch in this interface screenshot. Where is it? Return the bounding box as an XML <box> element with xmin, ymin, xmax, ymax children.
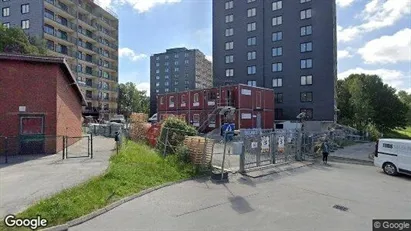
<box><xmin>385</xmin><ymin>126</ymin><xmax>411</xmax><ymax>139</ymax></box>
<box><xmin>0</xmin><ymin>141</ymin><xmax>200</xmax><ymax>231</ymax></box>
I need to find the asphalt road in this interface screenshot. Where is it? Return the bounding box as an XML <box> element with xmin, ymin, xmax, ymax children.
<box><xmin>71</xmin><ymin>162</ymin><xmax>411</xmax><ymax>231</ymax></box>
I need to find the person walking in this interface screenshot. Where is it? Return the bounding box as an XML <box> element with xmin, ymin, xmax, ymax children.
<box><xmin>322</xmin><ymin>139</ymin><xmax>330</xmax><ymax>164</ymax></box>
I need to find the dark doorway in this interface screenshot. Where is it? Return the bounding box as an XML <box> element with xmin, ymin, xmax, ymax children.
<box><xmin>19</xmin><ymin>116</ymin><xmax>45</xmax><ymax>154</ymax></box>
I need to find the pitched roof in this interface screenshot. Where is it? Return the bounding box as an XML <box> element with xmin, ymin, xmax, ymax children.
<box><xmin>0</xmin><ymin>53</ymin><xmax>87</xmax><ymax>106</ymax></box>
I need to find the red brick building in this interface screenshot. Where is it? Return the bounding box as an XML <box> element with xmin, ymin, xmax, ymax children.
<box><xmin>156</xmin><ymin>84</ymin><xmax>275</xmax><ymax>132</ymax></box>
<box><xmin>0</xmin><ymin>53</ymin><xmax>87</xmax><ymax>154</ymax></box>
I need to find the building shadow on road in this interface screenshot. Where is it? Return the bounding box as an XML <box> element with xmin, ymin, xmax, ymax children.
<box><xmin>0</xmin><ymin>154</ymin><xmax>52</xmax><ymax>169</ymax></box>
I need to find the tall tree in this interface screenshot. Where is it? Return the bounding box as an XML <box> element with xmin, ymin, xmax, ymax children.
<box><xmin>337</xmin><ymin>74</ymin><xmax>408</xmax><ymax>132</ymax></box>
<box><xmin>0</xmin><ymin>27</ymin><xmax>46</xmax><ymax>55</ymax></box>
<box><xmin>397</xmin><ymin>91</ymin><xmax>411</xmax><ymax>125</ymax></box>
<box><xmin>118</xmin><ymin>82</ymin><xmax>149</xmax><ymax>118</ymax></box>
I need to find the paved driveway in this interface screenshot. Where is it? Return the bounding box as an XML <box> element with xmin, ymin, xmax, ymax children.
<box><xmin>71</xmin><ymin>162</ymin><xmax>411</xmax><ymax>231</ymax></box>
<box><xmin>0</xmin><ymin>136</ymin><xmax>115</xmax><ymax>217</ymax></box>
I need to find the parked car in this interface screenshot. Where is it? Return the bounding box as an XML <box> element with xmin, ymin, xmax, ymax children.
<box><xmin>148</xmin><ymin>113</ymin><xmax>158</xmax><ymax>124</ymax></box>
<box><xmin>110</xmin><ymin>115</ymin><xmax>125</xmax><ymax>124</ymax></box>
<box><xmin>374</xmin><ymin>138</ymin><xmax>411</xmax><ymax>176</ymax></box>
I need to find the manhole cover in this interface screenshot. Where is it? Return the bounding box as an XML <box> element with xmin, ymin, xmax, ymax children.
<box><xmin>333</xmin><ymin>204</ymin><xmax>349</xmax><ymax>211</ymax></box>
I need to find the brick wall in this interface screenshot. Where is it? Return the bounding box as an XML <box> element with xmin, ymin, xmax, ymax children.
<box><xmin>0</xmin><ymin>59</ymin><xmax>83</xmax><ymax>154</ymax></box>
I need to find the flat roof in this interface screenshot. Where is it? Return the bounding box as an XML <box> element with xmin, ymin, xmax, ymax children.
<box><xmin>0</xmin><ymin>53</ymin><xmax>87</xmax><ymax>106</ymax></box>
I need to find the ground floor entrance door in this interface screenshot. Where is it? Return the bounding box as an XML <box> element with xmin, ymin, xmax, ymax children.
<box><xmin>19</xmin><ymin>116</ymin><xmax>45</xmax><ymax>154</ymax></box>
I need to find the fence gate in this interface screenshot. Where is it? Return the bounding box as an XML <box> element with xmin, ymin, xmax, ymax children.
<box><xmin>64</xmin><ymin>135</ymin><xmax>93</xmax><ymax>159</ymax></box>
<box><xmin>241</xmin><ymin>129</ymin><xmax>299</xmax><ymax>171</ymax></box>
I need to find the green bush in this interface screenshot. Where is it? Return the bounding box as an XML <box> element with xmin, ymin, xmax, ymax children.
<box><xmin>175</xmin><ymin>145</ymin><xmax>191</xmax><ymax>163</ymax></box>
<box><xmin>366</xmin><ymin>124</ymin><xmax>381</xmax><ymax>141</ymax></box>
<box><xmin>156</xmin><ymin>117</ymin><xmax>197</xmax><ymax>155</ymax></box>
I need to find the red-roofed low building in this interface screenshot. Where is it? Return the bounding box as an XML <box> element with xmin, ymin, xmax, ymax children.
<box><xmin>0</xmin><ymin>53</ymin><xmax>87</xmax><ymax>155</ymax></box>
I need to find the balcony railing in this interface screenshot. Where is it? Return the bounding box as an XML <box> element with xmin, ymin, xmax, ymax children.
<box><xmin>45</xmin><ymin>0</ymin><xmax>77</xmax><ymax>17</ymax></box>
<box><xmin>77</xmin><ymin>29</ymin><xmax>98</xmax><ymax>41</ymax></box>
<box><xmin>78</xmin><ymin>16</ymin><xmax>95</xmax><ymax>28</ymax></box>
<box><xmin>78</xmin><ymin>41</ymin><xmax>99</xmax><ymax>53</ymax></box>
<box><xmin>44</xmin><ymin>13</ymin><xmax>76</xmax><ymax>31</ymax></box>
<box><xmin>47</xmin><ymin>45</ymin><xmax>76</xmax><ymax>58</ymax></box>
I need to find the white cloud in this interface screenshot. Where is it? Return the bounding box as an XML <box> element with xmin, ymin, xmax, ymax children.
<box><xmin>135</xmin><ymin>82</ymin><xmax>150</xmax><ymax>96</ymax></box>
<box><xmin>205</xmin><ymin>55</ymin><xmax>212</xmax><ymax>62</ymax></box>
<box><xmin>336</xmin><ymin>0</ymin><xmax>355</xmax><ymax>8</ymax></box>
<box><xmin>338</xmin><ymin>0</ymin><xmax>411</xmax><ymax>43</ymax></box>
<box><xmin>338</xmin><ymin>68</ymin><xmax>411</xmax><ymax>91</ymax></box>
<box><xmin>358</xmin><ymin>28</ymin><xmax>411</xmax><ymax>64</ymax></box>
<box><xmin>338</xmin><ymin>49</ymin><xmax>353</xmax><ymax>59</ymax></box>
<box><xmin>119</xmin><ymin>47</ymin><xmax>147</xmax><ymax>61</ymax></box>
<box><xmin>95</xmin><ymin>0</ymin><xmax>181</xmax><ymax>13</ymax></box>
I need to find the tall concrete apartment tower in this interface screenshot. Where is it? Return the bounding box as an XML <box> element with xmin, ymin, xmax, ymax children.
<box><xmin>150</xmin><ymin>47</ymin><xmax>213</xmax><ymax>116</ymax></box>
<box><xmin>1</xmin><ymin>0</ymin><xmax>119</xmax><ymax>120</ymax></box>
<box><xmin>212</xmin><ymin>0</ymin><xmax>337</xmax><ymax>122</ymax></box>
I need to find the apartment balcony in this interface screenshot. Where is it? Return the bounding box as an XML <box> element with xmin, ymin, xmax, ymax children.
<box><xmin>96</xmin><ymin>29</ymin><xmax>117</xmax><ymax>41</ymax></box>
<box><xmin>77</xmin><ymin>29</ymin><xmax>98</xmax><ymax>43</ymax></box>
<box><xmin>46</xmin><ymin>44</ymin><xmax>76</xmax><ymax>59</ymax></box>
<box><xmin>99</xmin><ymin>63</ymin><xmax>118</xmax><ymax>72</ymax></box>
<box><xmin>44</xmin><ymin>0</ymin><xmax>76</xmax><ymax>19</ymax></box>
<box><xmin>100</xmin><ymin>52</ymin><xmax>118</xmax><ymax>62</ymax></box>
<box><xmin>96</xmin><ymin>40</ymin><xmax>117</xmax><ymax>52</ymax></box>
<box><xmin>78</xmin><ymin>3</ymin><xmax>94</xmax><ymax>15</ymax></box>
<box><xmin>78</xmin><ymin>16</ymin><xmax>96</xmax><ymax>32</ymax></box>
<box><xmin>44</xmin><ymin>14</ymin><xmax>76</xmax><ymax>33</ymax></box>
<box><xmin>77</xmin><ymin>42</ymin><xmax>98</xmax><ymax>55</ymax></box>
<box><xmin>96</xmin><ymin>16</ymin><xmax>117</xmax><ymax>31</ymax></box>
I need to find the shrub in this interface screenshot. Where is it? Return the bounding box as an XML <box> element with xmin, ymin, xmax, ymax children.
<box><xmin>156</xmin><ymin>117</ymin><xmax>197</xmax><ymax>155</ymax></box>
<box><xmin>175</xmin><ymin>145</ymin><xmax>191</xmax><ymax>164</ymax></box>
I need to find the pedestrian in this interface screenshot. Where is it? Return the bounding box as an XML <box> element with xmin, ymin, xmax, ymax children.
<box><xmin>322</xmin><ymin>139</ymin><xmax>329</xmax><ymax>164</ymax></box>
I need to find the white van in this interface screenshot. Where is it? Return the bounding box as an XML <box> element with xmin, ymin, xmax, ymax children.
<box><xmin>374</xmin><ymin>138</ymin><xmax>411</xmax><ymax>176</ymax></box>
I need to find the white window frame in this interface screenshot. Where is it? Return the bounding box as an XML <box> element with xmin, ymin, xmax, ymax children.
<box><xmin>300</xmin><ymin>9</ymin><xmax>312</xmax><ymax>20</ymax></box>
<box><xmin>247</xmin><ymin>37</ymin><xmax>256</xmax><ymax>46</ymax></box>
<box><xmin>226</xmin><ymin>68</ymin><xmax>234</xmax><ymax>77</ymax></box>
<box><xmin>225</xmin><ymin>55</ymin><xmax>234</xmax><ymax>64</ymax></box>
<box><xmin>301</xmin><ymin>75</ymin><xmax>313</xmax><ymax>85</ymax></box>
<box><xmin>272</xmin><ymin>47</ymin><xmax>283</xmax><ymax>57</ymax></box>
<box><xmin>2</xmin><ymin>7</ymin><xmax>10</xmax><ymax>17</ymax></box>
<box><xmin>247</xmin><ymin>8</ymin><xmax>256</xmax><ymax>17</ymax></box>
<box><xmin>225</xmin><ymin>41</ymin><xmax>234</xmax><ymax>50</ymax></box>
<box><xmin>225</xmin><ymin>14</ymin><xmax>234</xmax><ymax>23</ymax></box>
<box><xmin>272</xmin><ymin>16</ymin><xmax>282</xmax><ymax>26</ymax></box>
<box><xmin>247</xmin><ymin>22</ymin><xmax>256</xmax><ymax>32</ymax></box>
<box><xmin>301</xmin><ymin>59</ymin><xmax>313</xmax><ymax>69</ymax></box>
<box><xmin>247</xmin><ymin>80</ymin><xmax>256</xmax><ymax>87</ymax></box>
<box><xmin>225</xmin><ymin>1</ymin><xmax>233</xmax><ymax>9</ymax></box>
<box><xmin>247</xmin><ymin>66</ymin><xmax>256</xmax><ymax>75</ymax></box>
<box><xmin>225</xmin><ymin>28</ymin><xmax>234</xmax><ymax>36</ymax></box>
<box><xmin>272</xmin><ymin>78</ymin><xmax>283</xmax><ymax>87</ymax></box>
<box><xmin>21</xmin><ymin>4</ymin><xmax>29</xmax><ymax>14</ymax></box>
<box><xmin>272</xmin><ymin>1</ymin><xmax>282</xmax><ymax>11</ymax></box>
<box><xmin>169</xmin><ymin>96</ymin><xmax>175</xmax><ymax>107</ymax></box>
<box><xmin>272</xmin><ymin>63</ymin><xmax>283</xmax><ymax>72</ymax></box>
<box><xmin>247</xmin><ymin>51</ymin><xmax>256</xmax><ymax>60</ymax></box>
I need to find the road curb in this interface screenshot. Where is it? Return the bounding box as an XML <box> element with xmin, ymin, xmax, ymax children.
<box><xmin>328</xmin><ymin>156</ymin><xmax>374</xmax><ymax>166</ymax></box>
<box><xmin>41</xmin><ymin>175</ymin><xmax>208</xmax><ymax>231</ymax></box>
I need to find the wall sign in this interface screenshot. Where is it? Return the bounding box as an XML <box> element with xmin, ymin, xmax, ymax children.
<box><xmin>241</xmin><ymin>113</ymin><xmax>252</xmax><ymax>119</ymax></box>
<box><xmin>241</xmin><ymin>89</ymin><xmax>251</xmax><ymax>95</ymax></box>
<box><xmin>19</xmin><ymin>106</ymin><xmax>26</xmax><ymax>112</ymax></box>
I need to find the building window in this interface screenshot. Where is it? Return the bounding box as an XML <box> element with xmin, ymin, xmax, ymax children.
<box><xmin>155</xmin><ymin>82</ymin><xmax>160</xmax><ymax>87</ymax></box>
<box><xmin>225</xmin><ymin>1</ymin><xmax>233</xmax><ymax>9</ymax></box>
<box><xmin>165</xmin><ymin>82</ymin><xmax>169</xmax><ymax>86</ymax></box>
<box><xmin>247</xmin><ymin>8</ymin><xmax>256</xmax><ymax>17</ymax></box>
<box><xmin>300</xmin><ymin>92</ymin><xmax>313</xmax><ymax>102</ymax></box>
<box><xmin>165</xmin><ymin>62</ymin><xmax>169</xmax><ymax>66</ymax></box>
<box><xmin>301</xmin><ymin>42</ymin><xmax>313</xmax><ymax>52</ymax></box>
<box><xmin>300</xmin><ymin>108</ymin><xmax>313</xmax><ymax>119</ymax></box>
<box><xmin>165</xmin><ymin>75</ymin><xmax>169</xmax><ymax>79</ymax></box>
<box><xmin>156</xmin><ymin>69</ymin><xmax>160</xmax><ymax>74</ymax></box>
<box><xmin>247</xmin><ymin>80</ymin><xmax>256</xmax><ymax>87</ymax></box>
<box><xmin>165</xmin><ymin>88</ymin><xmax>169</xmax><ymax>92</ymax></box>
<box><xmin>193</xmin><ymin>93</ymin><xmax>199</xmax><ymax>103</ymax></box>
<box><xmin>165</xmin><ymin>68</ymin><xmax>169</xmax><ymax>72</ymax></box>
<box><xmin>272</xmin><ymin>47</ymin><xmax>282</xmax><ymax>57</ymax></box>
<box><xmin>247</xmin><ymin>51</ymin><xmax>256</xmax><ymax>60</ymax></box>
<box><xmin>165</xmin><ymin>55</ymin><xmax>169</xmax><ymax>59</ymax></box>
<box><xmin>300</xmin><ymin>9</ymin><xmax>312</xmax><ymax>19</ymax></box>
<box><xmin>247</xmin><ymin>66</ymin><xmax>256</xmax><ymax>75</ymax></box>
<box><xmin>272</xmin><ymin>31</ymin><xmax>282</xmax><ymax>41</ymax></box>
<box><xmin>301</xmin><ymin>25</ymin><xmax>312</xmax><ymax>36</ymax></box>
<box><xmin>301</xmin><ymin>59</ymin><xmax>313</xmax><ymax>69</ymax></box>
<box><xmin>272</xmin><ymin>16</ymin><xmax>282</xmax><ymax>26</ymax></box>
<box><xmin>174</xmin><ymin>61</ymin><xmax>179</xmax><ymax>65</ymax></box>
<box><xmin>247</xmin><ymin>22</ymin><xmax>256</xmax><ymax>31</ymax></box>
<box><xmin>156</xmin><ymin>76</ymin><xmax>160</xmax><ymax>80</ymax></box>
<box><xmin>21</xmin><ymin>4</ymin><xmax>29</xmax><ymax>14</ymax></box>
<box><xmin>2</xmin><ymin>22</ymin><xmax>10</xmax><ymax>28</ymax></box>
<box><xmin>247</xmin><ymin>37</ymin><xmax>256</xmax><ymax>46</ymax></box>
<box><xmin>21</xmin><ymin>20</ymin><xmax>30</xmax><ymax>29</ymax></box>
<box><xmin>155</xmin><ymin>89</ymin><xmax>159</xmax><ymax>93</ymax></box>
<box><xmin>174</xmin><ymin>67</ymin><xmax>179</xmax><ymax>72</ymax></box>
<box><xmin>275</xmin><ymin>108</ymin><xmax>283</xmax><ymax>119</ymax></box>
<box><xmin>160</xmin><ymin>97</ymin><xmax>164</xmax><ymax>105</ymax></box>
<box><xmin>247</xmin><ymin>0</ymin><xmax>256</xmax><ymax>2</ymax></box>
<box><xmin>225</xmin><ymin>28</ymin><xmax>234</xmax><ymax>36</ymax></box>
<box><xmin>226</xmin><ymin>68</ymin><xmax>234</xmax><ymax>77</ymax></box>
<box><xmin>169</xmin><ymin>96</ymin><xmax>175</xmax><ymax>107</ymax></box>
<box><xmin>275</xmin><ymin>93</ymin><xmax>283</xmax><ymax>103</ymax></box>
<box><xmin>272</xmin><ymin>78</ymin><xmax>283</xmax><ymax>87</ymax></box>
<box><xmin>225</xmin><ymin>55</ymin><xmax>234</xmax><ymax>64</ymax></box>
<box><xmin>225</xmin><ymin>41</ymin><xmax>234</xmax><ymax>50</ymax></box>
<box><xmin>272</xmin><ymin>1</ymin><xmax>282</xmax><ymax>11</ymax></box>
<box><xmin>2</xmin><ymin>7</ymin><xmax>10</xmax><ymax>17</ymax></box>
<box><xmin>300</xmin><ymin>0</ymin><xmax>311</xmax><ymax>3</ymax></box>
<box><xmin>156</xmin><ymin>63</ymin><xmax>160</xmax><ymax>67</ymax></box>
<box><xmin>225</xmin><ymin>14</ymin><xmax>234</xmax><ymax>23</ymax></box>
<box><xmin>185</xmin><ymin>60</ymin><xmax>189</xmax><ymax>64</ymax></box>
<box><xmin>272</xmin><ymin>63</ymin><xmax>283</xmax><ymax>72</ymax></box>
<box><xmin>185</xmin><ymin>53</ymin><xmax>189</xmax><ymax>57</ymax></box>
<box><xmin>156</xmin><ymin>56</ymin><xmax>160</xmax><ymax>61</ymax></box>
<box><xmin>301</xmin><ymin>75</ymin><xmax>313</xmax><ymax>85</ymax></box>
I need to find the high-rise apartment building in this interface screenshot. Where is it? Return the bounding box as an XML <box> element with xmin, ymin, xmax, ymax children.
<box><xmin>1</xmin><ymin>0</ymin><xmax>119</xmax><ymax>120</ymax></box>
<box><xmin>212</xmin><ymin>0</ymin><xmax>337</xmax><ymax>122</ymax></box>
<box><xmin>150</xmin><ymin>47</ymin><xmax>213</xmax><ymax>116</ymax></box>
